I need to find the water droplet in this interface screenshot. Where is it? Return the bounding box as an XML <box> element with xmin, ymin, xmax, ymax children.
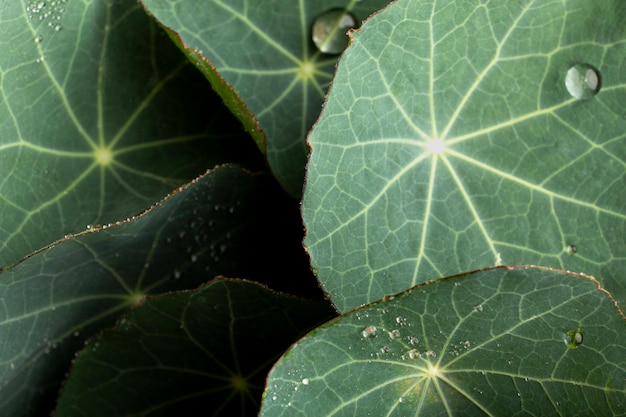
<box><xmin>34</xmin><ymin>34</ymin><xmax>43</xmax><ymax>43</ymax></box>
<box><xmin>311</xmin><ymin>9</ymin><xmax>358</xmax><ymax>55</ymax></box>
<box><xmin>362</xmin><ymin>325</ymin><xmax>377</xmax><ymax>338</ymax></box>
<box><xmin>407</xmin><ymin>349</ymin><xmax>419</xmax><ymax>359</ymax></box>
<box><xmin>565</xmin><ymin>64</ymin><xmax>601</xmax><ymax>99</ymax></box>
<box><xmin>388</xmin><ymin>329</ymin><xmax>401</xmax><ymax>339</ymax></box>
<box><xmin>566</xmin><ymin>244</ymin><xmax>577</xmax><ymax>255</ymax></box>
<box><xmin>53</xmin><ymin>23</ymin><xmax>63</xmax><ymax>31</ymax></box>
<box><xmin>564</xmin><ymin>327</ymin><xmax>583</xmax><ymax>349</ymax></box>
<box><xmin>301</xmin><ymin>378</ymin><xmax>309</xmax><ymax>385</ymax></box>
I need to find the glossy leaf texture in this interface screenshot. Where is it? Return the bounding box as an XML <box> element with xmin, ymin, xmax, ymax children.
<box><xmin>139</xmin><ymin>0</ymin><xmax>393</xmax><ymax>196</ymax></box>
<box><xmin>0</xmin><ymin>0</ymin><xmax>259</xmax><ymax>267</ymax></box>
<box><xmin>54</xmin><ymin>278</ymin><xmax>336</xmax><ymax>417</ymax></box>
<box><xmin>302</xmin><ymin>0</ymin><xmax>626</xmax><ymax>312</ymax></box>
<box><xmin>0</xmin><ymin>165</ymin><xmax>316</xmax><ymax>417</ymax></box>
<box><xmin>261</xmin><ymin>266</ymin><xmax>626</xmax><ymax>417</ymax></box>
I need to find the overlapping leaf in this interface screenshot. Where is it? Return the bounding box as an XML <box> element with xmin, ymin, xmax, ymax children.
<box><xmin>0</xmin><ymin>165</ymin><xmax>313</xmax><ymax>417</ymax></box>
<box><xmin>303</xmin><ymin>0</ymin><xmax>626</xmax><ymax>312</ymax></box>
<box><xmin>139</xmin><ymin>0</ymin><xmax>393</xmax><ymax>196</ymax></box>
<box><xmin>261</xmin><ymin>266</ymin><xmax>626</xmax><ymax>416</ymax></box>
<box><xmin>54</xmin><ymin>278</ymin><xmax>336</xmax><ymax>417</ymax></box>
<box><xmin>0</xmin><ymin>0</ymin><xmax>257</xmax><ymax>267</ymax></box>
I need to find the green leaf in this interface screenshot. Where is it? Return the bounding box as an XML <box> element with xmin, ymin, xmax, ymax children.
<box><xmin>0</xmin><ymin>0</ymin><xmax>258</xmax><ymax>267</ymax></box>
<box><xmin>54</xmin><ymin>278</ymin><xmax>336</xmax><ymax>417</ymax></box>
<box><xmin>260</xmin><ymin>266</ymin><xmax>626</xmax><ymax>417</ymax></box>
<box><xmin>139</xmin><ymin>0</ymin><xmax>393</xmax><ymax>196</ymax></box>
<box><xmin>0</xmin><ymin>165</ymin><xmax>312</xmax><ymax>417</ymax></box>
<box><xmin>302</xmin><ymin>0</ymin><xmax>626</xmax><ymax>312</ymax></box>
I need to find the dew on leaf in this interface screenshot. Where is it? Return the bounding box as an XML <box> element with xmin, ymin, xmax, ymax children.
<box><xmin>311</xmin><ymin>9</ymin><xmax>358</xmax><ymax>55</ymax></box>
<box><xmin>565</xmin><ymin>64</ymin><xmax>600</xmax><ymax>99</ymax></box>
<box><xmin>566</xmin><ymin>244</ymin><xmax>577</xmax><ymax>255</ymax></box>
<box><xmin>301</xmin><ymin>378</ymin><xmax>309</xmax><ymax>385</ymax></box>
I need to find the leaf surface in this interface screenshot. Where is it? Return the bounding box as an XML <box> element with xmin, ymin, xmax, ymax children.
<box><xmin>0</xmin><ymin>165</ymin><xmax>311</xmax><ymax>417</ymax></box>
<box><xmin>302</xmin><ymin>0</ymin><xmax>626</xmax><ymax>312</ymax></box>
<box><xmin>0</xmin><ymin>0</ymin><xmax>256</xmax><ymax>267</ymax></box>
<box><xmin>54</xmin><ymin>278</ymin><xmax>336</xmax><ymax>417</ymax></box>
<box><xmin>139</xmin><ymin>0</ymin><xmax>393</xmax><ymax>196</ymax></box>
<box><xmin>261</xmin><ymin>266</ymin><xmax>626</xmax><ymax>417</ymax></box>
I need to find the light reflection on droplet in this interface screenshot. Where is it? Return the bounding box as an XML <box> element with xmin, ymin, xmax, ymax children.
<box><xmin>565</xmin><ymin>64</ymin><xmax>600</xmax><ymax>99</ymax></box>
<box><xmin>311</xmin><ymin>9</ymin><xmax>358</xmax><ymax>55</ymax></box>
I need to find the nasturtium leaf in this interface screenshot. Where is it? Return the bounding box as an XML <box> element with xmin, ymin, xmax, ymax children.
<box><xmin>54</xmin><ymin>278</ymin><xmax>336</xmax><ymax>417</ymax></box>
<box><xmin>261</xmin><ymin>266</ymin><xmax>626</xmax><ymax>417</ymax></box>
<box><xmin>0</xmin><ymin>0</ymin><xmax>257</xmax><ymax>267</ymax></box>
<box><xmin>139</xmin><ymin>0</ymin><xmax>393</xmax><ymax>196</ymax></box>
<box><xmin>302</xmin><ymin>0</ymin><xmax>626</xmax><ymax>312</ymax></box>
<box><xmin>0</xmin><ymin>165</ymin><xmax>312</xmax><ymax>417</ymax></box>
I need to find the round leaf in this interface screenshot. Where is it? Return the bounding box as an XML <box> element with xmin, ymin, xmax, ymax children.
<box><xmin>261</xmin><ymin>266</ymin><xmax>626</xmax><ymax>416</ymax></box>
<box><xmin>303</xmin><ymin>0</ymin><xmax>626</xmax><ymax>312</ymax></box>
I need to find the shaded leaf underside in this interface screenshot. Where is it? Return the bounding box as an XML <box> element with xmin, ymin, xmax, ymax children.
<box><xmin>54</xmin><ymin>278</ymin><xmax>336</xmax><ymax>417</ymax></box>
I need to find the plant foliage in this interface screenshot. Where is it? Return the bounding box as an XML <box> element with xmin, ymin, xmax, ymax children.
<box><xmin>0</xmin><ymin>0</ymin><xmax>624</xmax><ymax>416</ymax></box>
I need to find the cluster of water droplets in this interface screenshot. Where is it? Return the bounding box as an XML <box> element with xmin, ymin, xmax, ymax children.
<box><xmin>26</xmin><ymin>0</ymin><xmax>68</xmax><ymax>34</ymax></box>
<box><xmin>354</xmin><ymin>307</ymin><xmax>441</xmax><ymax>365</ymax></box>
<box><xmin>163</xmin><ymin>198</ymin><xmax>240</xmax><ymax>282</ymax></box>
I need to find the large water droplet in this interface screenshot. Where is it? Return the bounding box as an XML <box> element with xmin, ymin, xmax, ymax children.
<box><xmin>311</xmin><ymin>9</ymin><xmax>358</xmax><ymax>55</ymax></box>
<box><xmin>565</xmin><ymin>64</ymin><xmax>600</xmax><ymax>99</ymax></box>
<box><xmin>564</xmin><ymin>327</ymin><xmax>583</xmax><ymax>349</ymax></box>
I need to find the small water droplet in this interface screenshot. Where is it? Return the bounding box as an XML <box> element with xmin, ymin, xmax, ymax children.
<box><xmin>388</xmin><ymin>329</ymin><xmax>401</xmax><ymax>339</ymax></box>
<box><xmin>361</xmin><ymin>325</ymin><xmax>377</xmax><ymax>338</ymax></box>
<box><xmin>565</xmin><ymin>64</ymin><xmax>600</xmax><ymax>99</ymax></box>
<box><xmin>34</xmin><ymin>34</ymin><xmax>43</xmax><ymax>43</ymax></box>
<box><xmin>53</xmin><ymin>23</ymin><xmax>63</xmax><ymax>31</ymax></box>
<box><xmin>566</xmin><ymin>244</ymin><xmax>577</xmax><ymax>255</ymax></box>
<box><xmin>407</xmin><ymin>349</ymin><xmax>419</xmax><ymax>359</ymax></box>
<box><xmin>311</xmin><ymin>9</ymin><xmax>358</xmax><ymax>55</ymax></box>
<box><xmin>301</xmin><ymin>378</ymin><xmax>309</xmax><ymax>385</ymax></box>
